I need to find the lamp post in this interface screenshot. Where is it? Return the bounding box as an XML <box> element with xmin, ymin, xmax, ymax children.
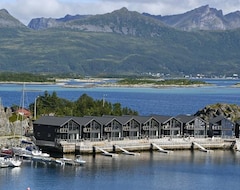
<box><xmin>34</xmin><ymin>96</ymin><xmax>39</xmax><ymax>120</ymax></box>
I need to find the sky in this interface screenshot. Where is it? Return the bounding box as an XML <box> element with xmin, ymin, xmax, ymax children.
<box><xmin>1</xmin><ymin>0</ymin><xmax>240</xmax><ymax>25</ymax></box>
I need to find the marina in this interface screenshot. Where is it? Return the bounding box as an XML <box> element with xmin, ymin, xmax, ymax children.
<box><xmin>1</xmin><ymin>150</ymin><xmax>240</xmax><ymax>190</ymax></box>
<box><xmin>1</xmin><ymin>80</ymin><xmax>240</xmax><ymax>189</ymax></box>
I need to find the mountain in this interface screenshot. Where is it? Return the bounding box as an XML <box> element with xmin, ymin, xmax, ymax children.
<box><xmin>29</xmin><ymin>7</ymin><xmax>168</xmax><ymax>37</ymax></box>
<box><xmin>1</xmin><ymin>7</ymin><xmax>240</xmax><ymax>77</ymax></box>
<box><xmin>28</xmin><ymin>14</ymin><xmax>90</xmax><ymax>30</ymax></box>
<box><xmin>0</xmin><ymin>9</ymin><xmax>26</xmax><ymax>28</ymax></box>
<box><xmin>28</xmin><ymin>5</ymin><xmax>240</xmax><ymax>32</ymax></box>
<box><xmin>225</xmin><ymin>11</ymin><xmax>240</xmax><ymax>29</ymax></box>
<box><xmin>144</xmin><ymin>5</ymin><xmax>240</xmax><ymax>31</ymax></box>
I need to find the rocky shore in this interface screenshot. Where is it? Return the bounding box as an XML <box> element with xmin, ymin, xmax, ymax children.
<box><xmin>0</xmin><ymin>105</ymin><xmax>32</xmax><ymax>148</ymax></box>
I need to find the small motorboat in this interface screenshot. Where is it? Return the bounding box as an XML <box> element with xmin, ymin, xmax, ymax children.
<box><xmin>4</xmin><ymin>157</ymin><xmax>22</xmax><ymax>167</ymax></box>
<box><xmin>31</xmin><ymin>150</ymin><xmax>50</xmax><ymax>158</ymax></box>
<box><xmin>60</xmin><ymin>158</ymin><xmax>75</xmax><ymax>166</ymax></box>
<box><xmin>55</xmin><ymin>159</ymin><xmax>65</xmax><ymax>166</ymax></box>
<box><xmin>0</xmin><ymin>159</ymin><xmax>9</xmax><ymax>168</ymax></box>
<box><xmin>74</xmin><ymin>155</ymin><xmax>86</xmax><ymax>165</ymax></box>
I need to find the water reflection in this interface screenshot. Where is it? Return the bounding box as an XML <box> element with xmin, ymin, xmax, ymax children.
<box><xmin>1</xmin><ymin>150</ymin><xmax>240</xmax><ymax>190</ymax></box>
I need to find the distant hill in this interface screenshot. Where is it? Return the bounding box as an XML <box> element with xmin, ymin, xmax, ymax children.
<box><xmin>1</xmin><ymin>7</ymin><xmax>240</xmax><ymax>77</ymax></box>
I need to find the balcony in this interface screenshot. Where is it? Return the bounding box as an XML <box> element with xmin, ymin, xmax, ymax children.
<box><xmin>59</xmin><ymin>128</ymin><xmax>68</xmax><ymax>133</ymax></box>
<box><xmin>123</xmin><ymin>126</ymin><xmax>130</xmax><ymax>131</ymax></box>
<box><xmin>83</xmin><ymin>128</ymin><xmax>91</xmax><ymax>133</ymax></box>
<box><xmin>104</xmin><ymin>127</ymin><xmax>112</xmax><ymax>132</ymax></box>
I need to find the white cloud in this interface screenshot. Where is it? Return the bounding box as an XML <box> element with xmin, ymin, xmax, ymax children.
<box><xmin>0</xmin><ymin>0</ymin><xmax>240</xmax><ymax>25</ymax></box>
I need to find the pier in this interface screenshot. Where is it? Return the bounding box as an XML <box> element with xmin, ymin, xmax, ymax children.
<box><xmin>192</xmin><ymin>141</ymin><xmax>211</xmax><ymax>153</ymax></box>
<box><xmin>151</xmin><ymin>143</ymin><xmax>173</xmax><ymax>154</ymax></box>
<box><xmin>55</xmin><ymin>137</ymin><xmax>235</xmax><ymax>154</ymax></box>
<box><xmin>94</xmin><ymin>146</ymin><xmax>118</xmax><ymax>157</ymax></box>
<box><xmin>114</xmin><ymin>145</ymin><xmax>140</xmax><ymax>156</ymax></box>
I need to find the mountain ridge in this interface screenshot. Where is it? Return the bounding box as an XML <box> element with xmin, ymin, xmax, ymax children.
<box><xmin>144</xmin><ymin>5</ymin><xmax>240</xmax><ymax>31</ymax></box>
<box><xmin>1</xmin><ymin>7</ymin><xmax>240</xmax><ymax>77</ymax></box>
<box><xmin>27</xmin><ymin>5</ymin><xmax>240</xmax><ymax>31</ymax></box>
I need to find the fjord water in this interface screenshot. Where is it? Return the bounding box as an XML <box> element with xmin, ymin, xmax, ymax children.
<box><xmin>0</xmin><ymin>79</ymin><xmax>240</xmax><ymax>116</ymax></box>
<box><xmin>1</xmin><ymin>151</ymin><xmax>240</xmax><ymax>190</ymax></box>
<box><xmin>1</xmin><ymin>79</ymin><xmax>240</xmax><ymax>190</ymax></box>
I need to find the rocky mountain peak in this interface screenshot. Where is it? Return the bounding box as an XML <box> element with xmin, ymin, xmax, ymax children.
<box><xmin>144</xmin><ymin>5</ymin><xmax>239</xmax><ymax>31</ymax></box>
<box><xmin>28</xmin><ymin>17</ymin><xmax>59</xmax><ymax>30</ymax></box>
<box><xmin>225</xmin><ymin>11</ymin><xmax>240</xmax><ymax>29</ymax></box>
<box><xmin>0</xmin><ymin>9</ymin><xmax>25</xmax><ymax>28</ymax></box>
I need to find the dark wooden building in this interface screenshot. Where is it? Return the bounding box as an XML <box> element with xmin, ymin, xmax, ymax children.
<box><xmin>33</xmin><ymin>114</ymin><xmax>237</xmax><ymax>150</ymax></box>
<box><xmin>209</xmin><ymin>115</ymin><xmax>235</xmax><ymax>138</ymax></box>
<box><xmin>176</xmin><ymin>115</ymin><xmax>207</xmax><ymax>138</ymax></box>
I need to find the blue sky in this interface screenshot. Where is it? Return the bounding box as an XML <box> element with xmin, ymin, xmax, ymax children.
<box><xmin>1</xmin><ymin>0</ymin><xmax>240</xmax><ymax>25</ymax></box>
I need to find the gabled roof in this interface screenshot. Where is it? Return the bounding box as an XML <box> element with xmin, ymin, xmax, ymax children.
<box><xmin>17</xmin><ymin>108</ymin><xmax>31</xmax><ymax>117</ymax></box>
<box><xmin>151</xmin><ymin>115</ymin><xmax>174</xmax><ymax>123</ymax></box>
<box><xmin>134</xmin><ymin>116</ymin><xmax>159</xmax><ymax>124</ymax></box>
<box><xmin>71</xmin><ymin>116</ymin><xmax>94</xmax><ymax>126</ymax></box>
<box><xmin>176</xmin><ymin>114</ymin><xmax>197</xmax><ymax>123</ymax></box>
<box><xmin>96</xmin><ymin>116</ymin><xmax>122</xmax><ymax>125</ymax></box>
<box><xmin>111</xmin><ymin>115</ymin><xmax>140</xmax><ymax>125</ymax></box>
<box><xmin>33</xmin><ymin>116</ymin><xmax>73</xmax><ymax>126</ymax></box>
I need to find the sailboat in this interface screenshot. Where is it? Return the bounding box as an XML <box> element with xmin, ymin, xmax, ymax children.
<box><xmin>12</xmin><ymin>83</ymin><xmax>33</xmax><ymax>156</ymax></box>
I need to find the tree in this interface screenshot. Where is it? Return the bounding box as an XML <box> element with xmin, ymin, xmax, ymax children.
<box><xmin>29</xmin><ymin>92</ymin><xmax>138</xmax><ymax>118</ymax></box>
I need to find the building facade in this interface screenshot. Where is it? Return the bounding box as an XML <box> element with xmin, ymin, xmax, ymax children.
<box><xmin>33</xmin><ymin>114</ymin><xmax>237</xmax><ymax>148</ymax></box>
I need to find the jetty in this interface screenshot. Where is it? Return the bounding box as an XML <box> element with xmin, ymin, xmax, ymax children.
<box><xmin>192</xmin><ymin>141</ymin><xmax>211</xmax><ymax>153</ymax></box>
<box><xmin>151</xmin><ymin>143</ymin><xmax>173</xmax><ymax>154</ymax></box>
<box><xmin>94</xmin><ymin>146</ymin><xmax>118</xmax><ymax>157</ymax></box>
<box><xmin>114</xmin><ymin>145</ymin><xmax>140</xmax><ymax>156</ymax></box>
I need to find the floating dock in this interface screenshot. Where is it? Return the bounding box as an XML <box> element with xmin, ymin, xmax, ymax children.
<box><xmin>94</xmin><ymin>146</ymin><xmax>118</xmax><ymax>157</ymax></box>
<box><xmin>151</xmin><ymin>143</ymin><xmax>173</xmax><ymax>154</ymax></box>
<box><xmin>60</xmin><ymin>138</ymin><xmax>234</xmax><ymax>154</ymax></box>
<box><xmin>192</xmin><ymin>141</ymin><xmax>211</xmax><ymax>153</ymax></box>
<box><xmin>114</xmin><ymin>145</ymin><xmax>140</xmax><ymax>156</ymax></box>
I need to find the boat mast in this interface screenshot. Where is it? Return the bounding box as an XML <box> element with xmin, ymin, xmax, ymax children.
<box><xmin>21</xmin><ymin>82</ymin><xmax>25</xmax><ymax>137</ymax></box>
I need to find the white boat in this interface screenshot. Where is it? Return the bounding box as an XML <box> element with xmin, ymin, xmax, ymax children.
<box><xmin>12</xmin><ymin>146</ymin><xmax>32</xmax><ymax>156</ymax></box>
<box><xmin>0</xmin><ymin>161</ymin><xmax>9</xmax><ymax>168</ymax></box>
<box><xmin>4</xmin><ymin>157</ymin><xmax>22</xmax><ymax>167</ymax></box>
<box><xmin>60</xmin><ymin>158</ymin><xmax>75</xmax><ymax>166</ymax></box>
<box><xmin>74</xmin><ymin>155</ymin><xmax>86</xmax><ymax>165</ymax></box>
<box><xmin>0</xmin><ymin>158</ymin><xmax>9</xmax><ymax>168</ymax></box>
<box><xmin>31</xmin><ymin>150</ymin><xmax>50</xmax><ymax>158</ymax></box>
<box><xmin>55</xmin><ymin>159</ymin><xmax>65</xmax><ymax>166</ymax></box>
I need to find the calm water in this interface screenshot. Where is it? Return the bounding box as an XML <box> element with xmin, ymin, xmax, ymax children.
<box><xmin>1</xmin><ymin>79</ymin><xmax>240</xmax><ymax>190</ymax></box>
<box><xmin>0</xmin><ymin>79</ymin><xmax>240</xmax><ymax>116</ymax></box>
<box><xmin>1</xmin><ymin>151</ymin><xmax>240</xmax><ymax>190</ymax></box>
